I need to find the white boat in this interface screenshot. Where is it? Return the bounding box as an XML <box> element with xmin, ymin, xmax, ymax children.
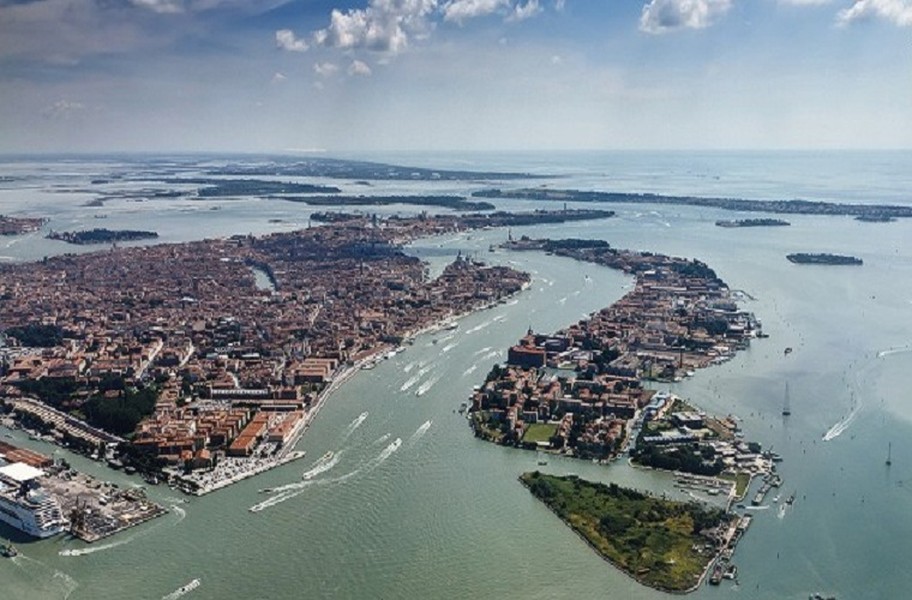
<box><xmin>0</xmin><ymin>463</ymin><xmax>68</xmax><ymax>539</ymax></box>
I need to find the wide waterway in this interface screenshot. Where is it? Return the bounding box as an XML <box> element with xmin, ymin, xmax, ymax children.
<box><xmin>2</xmin><ymin>151</ymin><xmax>912</xmax><ymax>599</ymax></box>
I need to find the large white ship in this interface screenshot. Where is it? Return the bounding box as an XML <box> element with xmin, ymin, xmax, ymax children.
<box><xmin>0</xmin><ymin>463</ymin><xmax>68</xmax><ymax>538</ymax></box>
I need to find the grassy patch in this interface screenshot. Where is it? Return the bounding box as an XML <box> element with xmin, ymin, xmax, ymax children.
<box><xmin>521</xmin><ymin>472</ymin><xmax>727</xmax><ymax>593</ymax></box>
<box><xmin>720</xmin><ymin>472</ymin><xmax>751</xmax><ymax>499</ymax></box>
<box><xmin>522</xmin><ymin>422</ymin><xmax>558</xmax><ymax>444</ymax></box>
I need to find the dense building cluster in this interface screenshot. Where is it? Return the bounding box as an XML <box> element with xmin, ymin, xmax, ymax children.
<box><xmin>471</xmin><ymin>238</ymin><xmax>759</xmax><ymax>460</ymax></box>
<box><xmin>0</xmin><ymin>215</ymin><xmax>533</xmax><ymax>475</ymax></box>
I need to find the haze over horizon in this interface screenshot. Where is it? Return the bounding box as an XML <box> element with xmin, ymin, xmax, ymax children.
<box><xmin>1</xmin><ymin>0</ymin><xmax>909</xmax><ymax>154</ymax></box>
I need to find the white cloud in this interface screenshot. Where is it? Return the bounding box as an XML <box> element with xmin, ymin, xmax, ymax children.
<box><xmin>778</xmin><ymin>0</ymin><xmax>831</xmax><ymax>4</ymax></box>
<box><xmin>313</xmin><ymin>0</ymin><xmax>437</xmax><ymax>55</ymax></box>
<box><xmin>275</xmin><ymin>29</ymin><xmax>309</xmax><ymax>52</ymax></box>
<box><xmin>507</xmin><ymin>0</ymin><xmax>541</xmax><ymax>21</ymax></box>
<box><xmin>348</xmin><ymin>59</ymin><xmax>373</xmax><ymax>76</ymax></box>
<box><xmin>271</xmin><ymin>72</ymin><xmax>287</xmax><ymax>83</ymax></box>
<box><xmin>313</xmin><ymin>62</ymin><xmax>339</xmax><ymax>77</ymax></box>
<box><xmin>442</xmin><ymin>0</ymin><xmax>509</xmax><ymax>23</ymax></box>
<box><xmin>837</xmin><ymin>0</ymin><xmax>912</xmax><ymax>26</ymax></box>
<box><xmin>129</xmin><ymin>0</ymin><xmax>184</xmax><ymax>13</ymax></box>
<box><xmin>639</xmin><ymin>0</ymin><xmax>732</xmax><ymax>34</ymax></box>
<box><xmin>554</xmin><ymin>0</ymin><xmax>566</xmax><ymax>10</ymax></box>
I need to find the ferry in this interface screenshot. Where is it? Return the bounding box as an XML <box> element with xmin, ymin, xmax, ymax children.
<box><xmin>0</xmin><ymin>463</ymin><xmax>68</xmax><ymax>539</ymax></box>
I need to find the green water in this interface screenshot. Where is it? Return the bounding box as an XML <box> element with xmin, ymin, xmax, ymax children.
<box><xmin>3</xmin><ymin>154</ymin><xmax>912</xmax><ymax>599</ymax></box>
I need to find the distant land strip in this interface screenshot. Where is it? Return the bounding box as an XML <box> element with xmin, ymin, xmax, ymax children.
<box><xmin>274</xmin><ymin>195</ymin><xmax>495</xmax><ymax>211</ymax></box>
<box><xmin>47</xmin><ymin>228</ymin><xmax>159</xmax><ymax>245</ymax></box>
<box><xmin>474</xmin><ymin>188</ymin><xmax>912</xmax><ymax>219</ymax></box>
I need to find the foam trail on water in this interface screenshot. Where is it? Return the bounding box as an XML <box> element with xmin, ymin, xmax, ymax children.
<box><xmin>822</xmin><ymin>402</ymin><xmax>861</xmax><ymax>442</ymax></box>
<box><xmin>482</xmin><ymin>350</ymin><xmax>499</xmax><ymax>360</ymax></box>
<box><xmin>373</xmin><ymin>433</ymin><xmax>391</xmax><ymax>445</ymax></box>
<box><xmin>403</xmin><ymin>361</ymin><xmax>416</xmax><ymax>373</ymax></box>
<box><xmin>344</xmin><ymin>412</ymin><xmax>369</xmax><ymax>437</ymax></box>
<box><xmin>59</xmin><ymin>538</ymin><xmax>131</xmax><ymax>557</ymax></box>
<box><xmin>415</xmin><ymin>376</ymin><xmax>439</xmax><ymax>397</ymax></box>
<box><xmin>162</xmin><ymin>579</ymin><xmax>201</xmax><ymax>600</ymax></box>
<box><xmin>441</xmin><ymin>343</ymin><xmax>457</xmax><ymax>354</ymax></box>
<box><xmin>878</xmin><ymin>346</ymin><xmax>912</xmax><ymax>359</ymax></box>
<box><xmin>171</xmin><ymin>505</ymin><xmax>187</xmax><ymax>523</ymax></box>
<box><xmin>249</xmin><ymin>439</ymin><xmax>401</xmax><ymax>512</ymax></box>
<box><xmin>408</xmin><ymin>420</ymin><xmax>432</xmax><ymax>446</ymax></box>
<box><xmin>465</xmin><ymin>320</ymin><xmax>491</xmax><ymax>334</ymax></box>
<box><xmin>473</xmin><ymin>346</ymin><xmax>492</xmax><ymax>356</ymax></box>
<box><xmin>401</xmin><ymin>365</ymin><xmax>431</xmax><ymax>392</ymax></box>
<box><xmin>462</xmin><ymin>364</ymin><xmax>478</xmax><ymax>377</ymax></box>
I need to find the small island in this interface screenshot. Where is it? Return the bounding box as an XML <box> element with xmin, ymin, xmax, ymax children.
<box><xmin>47</xmin><ymin>228</ymin><xmax>159</xmax><ymax>245</ymax></box>
<box><xmin>855</xmin><ymin>214</ymin><xmax>896</xmax><ymax>223</ymax></box>
<box><xmin>786</xmin><ymin>253</ymin><xmax>862</xmax><ymax>265</ymax></box>
<box><xmin>521</xmin><ymin>472</ymin><xmax>739</xmax><ymax>593</ymax></box>
<box><xmin>716</xmin><ymin>218</ymin><xmax>790</xmax><ymax>228</ymax></box>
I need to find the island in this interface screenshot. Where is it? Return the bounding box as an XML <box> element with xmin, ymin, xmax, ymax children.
<box><xmin>470</xmin><ymin>236</ymin><xmax>760</xmax><ymax>462</ymax></box>
<box><xmin>0</xmin><ymin>215</ymin><xmax>46</xmax><ymax>235</ymax></box>
<box><xmin>203</xmin><ymin>156</ymin><xmax>548</xmax><ymax>181</ymax></box>
<box><xmin>521</xmin><ymin>472</ymin><xmax>745</xmax><ymax>593</ymax></box>
<box><xmin>275</xmin><ymin>194</ymin><xmax>496</xmax><ymax>211</ymax></box>
<box><xmin>474</xmin><ymin>187</ymin><xmax>912</xmax><ymax>220</ymax></box>
<box><xmin>786</xmin><ymin>253</ymin><xmax>863</xmax><ymax>265</ymax></box>
<box><xmin>47</xmin><ymin>228</ymin><xmax>159</xmax><ymax>245</ymax></box>
<box><xmin>715</xmin><ymin>218</ymin><xmax>790</xmax><ymax>228</ymax></box>
<box><xmin>0</xmin><ymin>209</ymin><xmax>613</xmax><ymax>499</ymax></box>
<box><xmin>855</xmin><ymin>215</ymin><xmax>896</xmax><ymax>223</ymax></box>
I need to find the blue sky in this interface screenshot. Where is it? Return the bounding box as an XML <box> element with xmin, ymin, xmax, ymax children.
<box><xmin>0</xmin><ymin>0</ymin><xmax>909</xmax><ymax>153</ymax></box>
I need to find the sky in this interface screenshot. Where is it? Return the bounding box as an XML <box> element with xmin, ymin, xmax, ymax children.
<box><xmin>0</xmin><ymin>0</ymin><xmax>910</xmax><ymax>153</ymax></box>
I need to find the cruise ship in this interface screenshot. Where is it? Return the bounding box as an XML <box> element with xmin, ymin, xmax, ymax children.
<box><xmin>0</xmin><ymin>463</ymin><xmax>68</xmax><ymax>538</ymax></box>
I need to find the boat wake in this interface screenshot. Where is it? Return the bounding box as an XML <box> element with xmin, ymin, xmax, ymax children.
<box><xmin>408</xmin><ymin>420</ymin><xmax>432</xmax><ymax>446</ymax></box>
<box><xmin>481</xmin><ymin>350</ymin><xmax>499</xmax><ymax>361</ymax></box>
<box><xmin>558</xmin><ymin>296</ymin><xmax>567</xmax><ymax>305</ymax></box>
<box><xmin>302</xmin><ymin>451</ymin><xmax>342</xmax><ymax>481</ymax></box>
<box><xmin>54</xmin><ymin>570</ymin><xmax>79</xmax><ymax>599</ymax></box>
<box><xmin>473</xmin><ymin>346</ymin><xmax>492</xmax><ymax>356</ymax></box>
<box><xmin>249</xmin><ymin>439</ymin><xmax>402</xmax><ymax>513</ymax></box>
<box><xmin>441</xmin><ymin>342</ymin><xmax>458</xmax><ymax>354</ymax></box>
<box><xmin>462</xmin><ymin>364</ymin><xmax>478</xmax><ymax>377</ymax></box>
<box><xmin>400</xmin><ymin>374</ymin><xmax>421</xmax><ymax>392</ymax></box>
<box><xmin>400</xmin><ymin>365</ymin><xmax>431</xmax><ymax>392</ymax></box>
<box><xmin>822</xmin><ymin>402</ymin><xmax>862</xmax><ymax>442</ymax></box>
<box><xmin>373</xmin><ymin>433</ymin><xmax>391</xmax><ymax>445</ymax></box>
<box><xmin>777</xmin><ymin>503</ymin><xmax>788</xmax><ymax>520</ymax></box>
<box><xmin>171</xmin><ymin>505</ymin><xmax>187</xmax><ymax>523</ymax></box>
<box><xmin>744</xmin><ymin>505</ymin><xmax>770</xmax><ymax>511</ymax></box>
<box><xmin>877</xmin><ymin>346</ymin><xmax>912</xmax><ymax>359</ymax></box>
<box><xmin>415</xmin><ymin>376</ymin><xmax>439</xmax><ymax>397</ymax></box>
<box><xmin>505</xmin><ymin>298</ymin><xmax>519</xmax><ymax>306</ymax></box>
<box><xmin>465</xmin><ymin>320</ymin><xmax>491</xmax><ymax>334</ymax></box>
<box><xmin>344</xmin><ymin>412</ymin><xmax>369</xmax><ymax>437</ymax></box>
<box><xmin>403</xmin><ymin>361</ymin><xmax>416</xmax><ymax>373</ymax></box>
<box><xmin>162</xmin><ymin>579</ymin><xmax>201</xmax><ymax>600</ymax></box>
<box><xmin>59</xmin><ymin>537</ymin><xmax>132</xmax><ymax>557</ymax></box>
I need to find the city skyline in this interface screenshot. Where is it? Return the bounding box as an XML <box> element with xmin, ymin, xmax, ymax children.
<box><xmin>1</xmin><ymin>0</ymin><xmax>909</xmax><ymax>153</ymax></box>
